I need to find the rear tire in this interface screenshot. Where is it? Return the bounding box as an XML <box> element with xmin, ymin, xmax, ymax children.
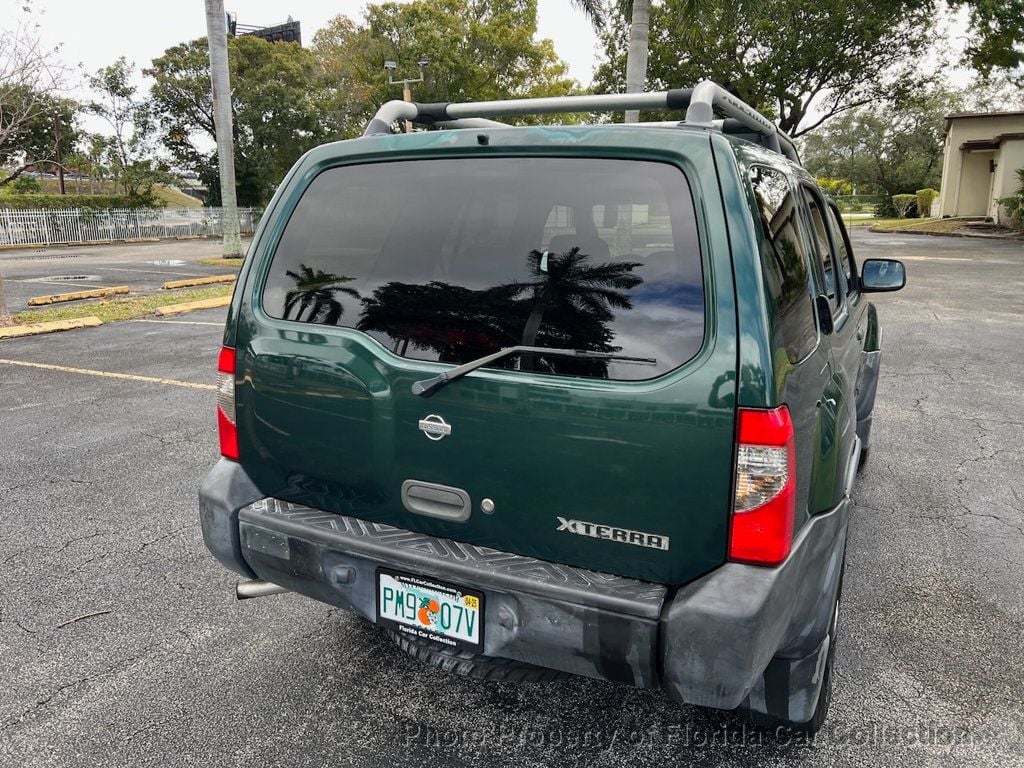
<box><xmin>385</xmin><ymin>629</ymin><xmax>567</xmax><ymax>683</ymax></box>
<box><xmin>857</xmin><ymin>445</ymin><xmax>870</xmax><ymax>471</ymax></box>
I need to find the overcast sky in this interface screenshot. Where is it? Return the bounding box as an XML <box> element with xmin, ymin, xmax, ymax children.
<box><xmin>10</xmin><ymin>0</ymin><xmax>979</xmax><ymax>139</ymax></box>
<box><xmin>24</xmin><ymin>0</ymin><xmax>601</xmax><ymax>91</ymax></box>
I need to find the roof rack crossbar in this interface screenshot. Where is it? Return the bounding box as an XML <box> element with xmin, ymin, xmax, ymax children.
<box><xmin>436</xmin><ymin>117</ymin><xmax>510</xmax><ymax>130</ymax></box>
<box><xmin>361</xmin><ymin>81</ymin><xmax>799</xmax><ymax>165</ymax></box>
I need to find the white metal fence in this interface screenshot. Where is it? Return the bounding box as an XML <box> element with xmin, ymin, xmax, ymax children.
<box><xmin>0</xmin><ymin>207</ymin><xmax>262</xmax><ymax>248</ymax></box>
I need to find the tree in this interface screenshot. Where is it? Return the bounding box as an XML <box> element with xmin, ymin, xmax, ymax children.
<box><xmin>802</xmin><ymin>90</ymin><xmax>949</xmax><ymax>198</ymax></box>
<box><xmin>0</xmin><ymin>89</ymin><xmax>78</xmax><ymax>183</ymax></box>
<box><xmin>283</xmin><ymin>265</ymin><xmax>360</xmax><ymax>324</ymax></box>
<box><xmin>204</xmin><ymin>0</ymin><xmax>241</xmax><ymax>258</ymax></box>
<box><xmin>312</xmin><ymin>0</ymin><xmax>579</xmax><ymax>133</ymax></box>
<box><xmin>516</xmin><ymin>246</ymin><xmax>642</xmax><ymax>369</ymax></box>
<box><xmin>0</xmin><ymin>1</ymin><xmax>70</xmax><ymax>325</ymax></box>
<box><xmin>87</xmin><ymin>58</ymin><xmax>168</xmax><ymax>202</ymax></box>
<box><xmin>0</xmin><ymin>2</ymin><xmax>72</xmax><ymax>188</ymax></box>
<box><xmin>596</xmin><ymin>0</ymin><xmax>936</xmax><ymax>135</ymax></box>
<box><xmin>147</xmin><ymin>35</ymin><xmax>332</xmax><ymax>206</ymax></box>
<box><xmin>962</xmin><ymin>0</ymin><xmax>1024</xmax><ymax>77</ymax></box>
<box><xmin>622</xmin><ymin>0</ymin><xmax>650</xmax><ymax>123</ymax></box>
<box><xmin>569</xmin><ymin>0</ymin><xmax>605</xmax><ymax>28</ymax></box>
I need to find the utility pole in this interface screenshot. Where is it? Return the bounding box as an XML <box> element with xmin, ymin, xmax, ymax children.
<box><xmin>384</xmin><ymin>57</ymin><xmax>429</xmax><ymax>133</ymax></box>
<box><xmin>53</xmin><ymin>111</ymin><xmax>66</xmax><ymax>195</ymax></box>
<box><xmin>204</xmin><ymin>0</ymin><xmax>242</xmax><ymax>258</ymax></box>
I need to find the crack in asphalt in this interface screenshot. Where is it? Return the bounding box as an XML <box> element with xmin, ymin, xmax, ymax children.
<box><xmin>1</xmin><ymin>643</ymin><xmax>162</xmax><ymax>733</ymax></box>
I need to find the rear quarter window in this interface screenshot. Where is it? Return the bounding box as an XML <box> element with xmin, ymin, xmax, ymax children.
<box><xmin>747</xmin><ymin>165</ymin><xmax>817</xmax><ymax>364</ymax></box>
<box><xmin>260</xmin><ymin>157</ymin><xmax>705</xmax><ymax>382</ymax></box>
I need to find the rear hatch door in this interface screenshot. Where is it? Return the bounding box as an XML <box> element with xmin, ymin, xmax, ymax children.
<box><xmin>236</xmin><ymin>148</ymin><xmax>738</xmax><ymax>585</ymax></box>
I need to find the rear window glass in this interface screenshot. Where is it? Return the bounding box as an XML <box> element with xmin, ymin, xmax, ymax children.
<box><xmin>261</xmin><ymin>157</ymin><xmax>704</xmax><ymax>381</ymax></box>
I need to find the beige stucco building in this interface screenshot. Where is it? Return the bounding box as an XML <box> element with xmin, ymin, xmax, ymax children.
<box><xmin>938</xmin><ymin>111</ymin><xmax>1024</xmax><ymax>224</ymax></box>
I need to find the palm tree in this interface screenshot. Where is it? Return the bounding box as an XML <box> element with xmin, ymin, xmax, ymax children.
<box><xmin>571</xmin><ymin>0</ymin><xmax>651</xmax><ymax>124</ymax></box>
<box><xmin>569</xmin><ymin>0</ymin><xmax>606</xmax><ymax>29</ymax></box>
<box><xmin>203</xmin><ymin>0</ymin><xmax>242</xmax><ymax>257</ymax></box>
<box><xmin>0</xmin><ymin>275</ymin><xmax>12</xmax><ymax>327</ymax></box>
<box><xmin>517</xmin><ymin>247</ymin><xmax>643</xmax><ymax>367</ymax></box>
<box><xmin>622</xmin><ymin>0</ymin><xmax>651</xmax><ymax>124</ymax></box>
<box><xmin>283</xmin><ymin>265</ymin><xmax>361</xmax><ymax>325</ymax></box>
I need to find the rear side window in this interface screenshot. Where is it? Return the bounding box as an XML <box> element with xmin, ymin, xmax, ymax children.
<box><xmin>803</xmin><ymin>187</ymin><xmax>842</xmax><ymax>312</ymax></box>
<box><xmin>748</xmin><ymin>166</ymin><xmax>817</xmax><ymax>364</ymax></box>
<box><xmin>261</xmin><ymin>157</ymin><xmax>704</xmax><ymax>381</ymax></box>
<box><xmin>825</xmin><ymin>203</ymin><xmax>856</xmax><ymax>295</ymax></box>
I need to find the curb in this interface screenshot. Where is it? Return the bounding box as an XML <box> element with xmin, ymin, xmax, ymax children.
<box><xmin>867</xmin><ymin>225</ymin><xmax>1024</xmax><ymax>240</ymax></box>
<box><xmin>161</xmin><ymin>274</ymin><xmax>237</xmax><ymax>290</ymax></box>
<box><xmin>155</xmin><ymin>296</ymin><xmax>231</xmax><ymax>316</ymax></box>
<box><xmin>0</xmin><ymin>316</ymin><xmax>103</xmax><ymax>340</ymax></box>
<box><xmin>27</xmin><ymin>285</ymin><xmax>130</xmax><ymax>306</ymax></box>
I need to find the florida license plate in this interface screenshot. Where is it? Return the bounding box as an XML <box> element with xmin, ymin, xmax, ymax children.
<box><xmin>376</xmin><ymin>569</ymin><xmax>484</xmax><ymax>651</ymax></box>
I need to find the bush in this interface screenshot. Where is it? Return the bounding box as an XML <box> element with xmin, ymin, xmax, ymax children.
<box><xmin>916</xmin><ymin>188</ymin><xmax>939</xmax><ymax>217</ymax></box>
<box><xmin>10</xmin><ymin>175</ymin><xmax>42</xmax><ymax>194</ymax></box>
<box><xmin>835</xmin><ymin>194</ymin><xmax>886</xmax><ymax>213</ymax></box>
<box><xmin>996</xmin><ymin>169</ymin><xmax>1024</xmax><ymax>228</ymax></box>
<box><xmin>817</xmin><ymin>177</ymin><xmax>853</xmax><ymax>196</ymax></box>
<box><xmin>892</xmin><ymin>194</ymin><xmax>917</xmax><ymax>219</ymax></box>
<box><xmin>0</xmin><ymin>193</ymin><xmax>161</xmax><ymax>210</ymax></box>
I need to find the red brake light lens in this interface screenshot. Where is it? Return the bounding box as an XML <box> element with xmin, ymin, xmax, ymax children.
<box><xmin>728</xmin><ymin>406</ymin><xmax>795</xmax><ymax>566</ymax></box>
<box><xmin>216</xmin><ymin>347</ymin><xmax>238</xmax><ymax>461</ymax></box>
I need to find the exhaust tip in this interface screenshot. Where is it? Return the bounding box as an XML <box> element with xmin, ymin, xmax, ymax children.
<box><xmin>235</xmin><ymin>579</ymin><xmax>290</xmax><ymax>600</ymax></box>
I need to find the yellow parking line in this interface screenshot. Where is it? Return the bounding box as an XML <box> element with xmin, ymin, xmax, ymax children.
<box><xmin>0</xmin><ymin>358</ymin><xmax>215</xmax><ymax>391</ymax></box>
<box><xmin>129</xmin><ymin>319</ymin><xmax>224</xmax><ymax>326</ymax></box>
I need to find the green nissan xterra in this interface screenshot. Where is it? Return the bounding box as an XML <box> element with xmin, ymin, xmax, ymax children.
<box><xmin>200</xmin><ymin>82</ymin><xmax>906</xmax><ymax>734</ymax></box>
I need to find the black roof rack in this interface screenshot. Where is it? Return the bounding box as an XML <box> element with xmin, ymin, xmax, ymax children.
<box><xmin>362</xmin><ymin>80</ymin><xmax>801</xmax><ymax>165</ymax></box>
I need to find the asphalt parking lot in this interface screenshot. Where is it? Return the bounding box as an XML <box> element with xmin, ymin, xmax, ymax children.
<box><xmin>0</xmin><ymin>239</ymin><xmax>244</xmax><ymax>312</ymax></box>
<box><xmin>0</xmin><ymin>231</ymin><xmax>1022</xmax><ymax>767</ymax></box>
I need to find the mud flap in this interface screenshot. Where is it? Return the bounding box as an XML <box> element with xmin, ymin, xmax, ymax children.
<box><xmin>738</xmin><ymin>632</ymin><xmax>831</xmax><ymax>724</ymax></box>
<box><xmin>855</xmin><ymin>349</ymin><xmax>881</xmax><ymax>449</ymax></box>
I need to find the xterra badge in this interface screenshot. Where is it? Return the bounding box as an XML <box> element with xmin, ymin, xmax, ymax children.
<box><xmin>418</xmin><ymin>414</ymin><xmax>452</xmax><ymax>441</ymax></box>
<box><xmin>556</xmin><ymin>516</ymin><xmax>670</xmax><ymax>551</ymax></box>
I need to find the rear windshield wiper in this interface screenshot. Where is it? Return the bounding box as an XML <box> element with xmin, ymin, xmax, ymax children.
<box><xmin>411</xmin><ymin>345</ymin><xmax>657</xmax><ymax>398</ymax></box>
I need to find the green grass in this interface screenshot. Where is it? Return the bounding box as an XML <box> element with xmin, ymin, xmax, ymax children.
<box><xmin>844</xmin><ymin>217</ymin><xmax>907</xmax><ymax>228</ymax></box>
<box><xmin>35</xmin><ymin>178</ymin><xmax>202</xmax><ymax>208</ymax></box>
<box><xmin>13</xmin><ymin>284</ymin><xmax>234</xmax><ymax>325</ymax></box>
<box><xmin>196</xmin><ymin>257</ymin><xmax>244</xmax><ymax>268</ymax></box>
<box><xmin>843</xmin><ymin>217</ymin><xmax>965</xmax><ymax>234</ymax></box>
<box><xmin>872</xmin><ymin>218</ymin><xmax>964</xmax><ymax>233</ymax></box>
<box><xmin>153</xmin><ymin>185</ymin><xmax>203</xmax><ymax>208</ymax></box>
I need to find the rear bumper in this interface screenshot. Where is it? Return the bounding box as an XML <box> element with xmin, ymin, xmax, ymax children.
<box><xmin>200</xmin><ymin>459</ymin><xmax>848</xmax><ymax>711</ymax></box>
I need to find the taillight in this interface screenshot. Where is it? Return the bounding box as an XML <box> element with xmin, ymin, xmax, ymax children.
<box><xmin>728</xmin><ymin>406</ymin><xmax>795</xmax><ymax>566</ymax></box>
<box><xmin>216</xmin><ymin>346</ymin><xmax>238</xmax><ymax>461</ymax></box>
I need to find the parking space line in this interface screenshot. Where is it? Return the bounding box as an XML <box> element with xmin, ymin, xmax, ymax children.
<box><xmin>102</xmin><ymin>267</ymin><xmax>199</xmax><ymax>275</ymax></box>
<box><xmin>129</xmin><ymin>319</ymin><xmax>224</xmax><ymax>326</ymax></box>
<box><xmin>0</xmin><ymin>358</ymin><xmax>215</xmax><ymax>390</ymax></box>
<box><xmin>899</xmin><ymin>256</ymin><xmax>970</xmax><ymax>262</ymax></box>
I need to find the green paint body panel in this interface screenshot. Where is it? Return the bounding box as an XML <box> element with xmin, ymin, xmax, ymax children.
<box><xmin>230</xmin><ymin>126</ymin><xmax>740</xmax><ymax>586</ymax></box>
<box><xmin>713</xmin><ymin>138</ymin><xmax>863</xmax><ymax>527</ymax></box>
<box><xmin>224</xmin><ymin>124</ymin><xmax>879</xmax><ymax>586</ymax></box>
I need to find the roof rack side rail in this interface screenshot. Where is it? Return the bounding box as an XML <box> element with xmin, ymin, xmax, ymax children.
<box><xmin>715</xmin><ymin>118</ymin><xmax>801</xmax><ymax>164</ymax></box>
<box><xmin>686</xmin><ymin>81</ymin><xmax>777</xmax><ymax>136</ymax></box>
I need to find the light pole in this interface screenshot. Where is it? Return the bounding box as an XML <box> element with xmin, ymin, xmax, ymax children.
<box><xmin>384</xmin><ymin>57</ymin><xmax>429</xmax><ymax>133</ymax></box>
